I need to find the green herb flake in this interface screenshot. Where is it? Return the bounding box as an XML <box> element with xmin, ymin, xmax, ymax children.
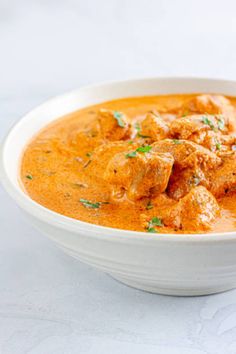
<box><xmin>113</xmin><ymin>111</ymin><xmax>125</xmax><ymax>128</ymax></box>
<box><xmin>146</xmin><ymin>201</ymin><xmax>153</xmax><ymax>210</ymax></box>
<box><xmin>86</xmin><ymin>152</ymin><xmax>92</xmax><ymax>157</ymax></box>
<box><xmin>192</xmin><ymin>175</ymin><xmax>200</xmax><ymax>186</ymax></box>
<box><xmin>126</xmin><ymin>151</ymin><xmax>137</xmax><ymax>158</ymax></box>
<box><xmin>126</xmin><ymin>145</ymin><xmax>152</xmax><ymax>158</ymax></box>
<box><xmin>217</xmin><ymin>117</ymin><xmax>225</xmax><ymax>131</ymax></box>
<box><xmin>135</xmin><ymin>123</ymin><xmax>141</xmax><ymax>132</ymax></box>
<box><xmin>149</xmin><ymin>110</ymin><xmax>159</xmax><ymax>117</ymax></box>
<box><xmin>150</xmin><ymin>216</ymin><xmax>163</xmax><ymax>227</ymax></box>
<box><xmin>146</xmin><ymin>216</ymin><xmax>163</xmax><ymax>232</ymax></box>
<box><xmin>147</xmin><ymin>227</ymin><xmax>158</xmax><ymax>233</ymax></box>
<box><xmin>172</xmin><ymin>139</ymin><xmax>181</xmax><ymax>145</ymax></box>
<box><xmin>216</xmin><ymin>142</ymin><xmax>221</xmax><ymax>151</ymax></box>
<box><xmin>137</xmin><ymin>132</ymin><xmax>151</xmax><ymax>138</ymax></box>
<box><xmin>79</xmin><ymin>198</ymin><xmax>100</xmax><ymax>209</ymax></box>
<box><xmin>136</xmin><ymin>145</ymin><xmax>152</xmax><ymax>153</ymax></box>
<box><xmin>182</xmin><ymin>110</ymin><xmax>189</xmax><ymax>117</ymax></box>
<box><xmin>201</xmin><ymin>116</ymin><xmax>215</xmax><ymax>130</ymax></box>
<box><xmin>128</xmin><ymin>140</ymin><xmax>134</xmax><ymax>144</ymax></box>
<box><xmin>26</xmin><ymin>174</ymin><xmax>33</xmax><ymax>180</ymax></box>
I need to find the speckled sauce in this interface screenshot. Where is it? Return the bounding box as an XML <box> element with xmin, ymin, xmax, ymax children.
<box><xmin>20</xmin><ymin>94</ymin><xmax>236</xmax><ymax>233</ymax></box>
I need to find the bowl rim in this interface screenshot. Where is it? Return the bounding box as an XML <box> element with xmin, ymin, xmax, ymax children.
<box><xmin>1</xmin><ymin>75</ymin><xmax>236</xmax><ymax>243</ymax></box>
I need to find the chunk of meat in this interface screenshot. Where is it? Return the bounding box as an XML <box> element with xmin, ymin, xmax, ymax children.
<box><xmin>139</xmin><ymin>112</ymin><xmax>169</xmax><ymax>142</ymax></box>
<box><xmin>152</xmin><ymin>139</ymin><xmax>221</xmax><ymax>199</ymax></box>
<box><xmin>104</xmin><ymin>150</ymin><xmax>174</xmax><ymax>201</ymax></box>
<box><xmin>163</xmin><ymin>186</ymin><xmax>220</xmax><ymax>231</ymax></box>
<box><xmin>152</xmin><ymin>139</ymin><xmax>221</xmax><ymax>169</ymax></box>
<box><xmin>217</xmin><ymin>134</ymin><xmax>236</xmax><ymax>148</ymax></box>
<box><xmin>170</xmin><ymin>114</ymin><xmax>227</xmax><ymax>138</ymax></box>
<box><xmin>184</xmin><ymin>95</ymin><xmax>236</xmax><ymax>131</ymax></box>
<box><xmin>208</xmin><ymin>152</ymin><xmax>236</xmax><ymax>197</ymax></box>
<box><xmin>89</xmin><ymin>141</ymin><xmax>138</xmax><ymax>174</ymax></box>
<box><xmin>195</xmin><ymin>131</ymin><xmax>236</xmax><ymax>152</ymax></box>
<box><xmin>96</xmin><ymin>109</ymin><xmax>132</xmax><ymax>141</ymax></box>
<box><xmin>168</xmin><ymin>150</ymin><xmax>236</xmax><ymax>200</ymax></box>
<box><xmin>167</xmin><ymin>165</ymin><xmax>208</xmax><ymax>200</ymax></box>
<box><xmin>169</xmin><ymin>114</ymin><xmax>231</xmax><ymax>151</ymax></box>
<box><xmin>68</xmin><ymin>109</ymin><xmax>132</xmax><ymax>151</ymax></box>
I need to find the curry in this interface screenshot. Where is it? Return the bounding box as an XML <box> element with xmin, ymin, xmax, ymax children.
<box><xmin>21</xmin><ymin>94</ymin><xmax>236</xmax><ymax>234</ymax></box>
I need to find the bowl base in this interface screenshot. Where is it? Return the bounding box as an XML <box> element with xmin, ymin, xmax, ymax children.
<box><xmin>110</xmin><ymin>274</ymin><xmax>235</xmax><ymax>297</ymax></box>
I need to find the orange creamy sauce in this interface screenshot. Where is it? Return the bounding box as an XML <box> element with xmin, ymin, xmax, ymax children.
<box><xmin>21</xmin><ymin>94</ymin><xmax>236</xmax><ymax>233</ymax></box>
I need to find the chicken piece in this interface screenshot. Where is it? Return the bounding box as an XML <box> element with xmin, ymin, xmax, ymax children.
<box><xmin>167</xmin><ymin>146</ymin><xmax>236</xmax><ymax>200</ymax></box>
<box><xmin>104</xmin><ymin>150</ymin><xmax>174</xmax><ymax>201</ymax></box>
<box><xmin>170</xmin><ymin>114</ymin><xmax>227</xmax><ymax>139</ymax></box>
<box><xmin>169</xmin><ymin>112</ymin><xmax>236</xmax><ymax>152</ymax></box>
<box><xmin>169</xmin><ymin>113</ymin><xmax>231</xmax><ymax>151</ymax></box>
<box><xmin>152</xmin><ymin>139</ymin><xmax>221</xmax><ymax>169</ymax></box>
<box><xmin>96</xmin><ymin>109</ymin><xmax>132</xmax><ymax>141</ymax></box>
<box><xmin>208</xmin><ymin>152</ymin><xmax>236</xmax><ymax>197</ymax></box>
<box><xmin>68</xmin><ymin>109</ymin><xmax>131</xmax><ymax>151</ymax></box>
<box><xmin>152</xmin><ymin>139</ymin><xmax>221</xmax><ymax>200</ymax></box>
<box><xmin>167</xmin><ymin>165</ymin><xmax>208</xmax><ymax>200</ymax></box>
<box><xmin>183</xmin><ymin>94</ymin><xmax>236</xmax><ymax>131</ymax></box>
<box><xmin>197</xmin><ymin>132</ymin><xmax>236</xmax><ymax>153</ymax></box>
<box><xmin>89</xmin><ymin>141</ymin><xmax>138</xmax><ymax>175</ymax></box>
<box><xmin>139</xmin><ymin>112</ymin><xmax>169</xmax><ymax>142</ymax></box>
<box><xmin>217</xmin><ymin>134</ymin><xmax>236</xmax><ymax>147</ymax></box>
<box><xmin>163</xmin><ymin>186</ymin><xmax>220</xmax><ymax>231</ymax></box>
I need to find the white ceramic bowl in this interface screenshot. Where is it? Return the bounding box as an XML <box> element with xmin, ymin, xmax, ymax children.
<box><xmin>1</xmin><ymin>77</ymin><xmax>236</xmax><ymax>296</ymax></box>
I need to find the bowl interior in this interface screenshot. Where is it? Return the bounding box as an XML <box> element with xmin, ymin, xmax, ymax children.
<box><xmin>1</xmin><ymin>77</ymin><xmax>236</xmax><ymax>240</ymax></box>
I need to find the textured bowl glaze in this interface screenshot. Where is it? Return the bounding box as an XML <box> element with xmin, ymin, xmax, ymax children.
<box><xmin>1</xmin><ymin>77</ymin><xmax>236</xmax><ymax>296</ymax></box>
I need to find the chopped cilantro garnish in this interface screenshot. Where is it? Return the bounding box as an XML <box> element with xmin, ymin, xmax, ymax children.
<box><xmin>182</xmin><ymin>110</ymin><xmax>189</xmax><ymax>117</ymax></box>
<box><xmin>79</xmin><ymin>199</ymin><xmax>109</xmax><ymax>209</ymax></box>
<box><xmin>146</xmin><ymin>201</ymin><xmax>153</xmax><ymax>210</ymax></box>
<box><xmin>80</xmin><ymin>199</ymin><xmax>100</xmax><ymax>209</ymax></box>
<box><xmin>128</xmin><ymin>140</ymin><xmax>134</xmax><ymax>144</ymax></box>
<box><xmin>191</xmin><ymin>175</ymin><xmax>200</xmax><ymax>186</ymax></box>
<box><xmin>126</xmin><ymin>145</ymin><xmax>152</xmax><ymax>158</ymax></box>
<box><xmin>137</xmin><ymin>132</ymin><xmax>151</xmax><ymax>138</ymax></box>
<box><xmin>150</xmin><ymin>216</ymin><xmax>163</xmax><ymax>227</ymax></box>
<box><xmin>216</xmin><ymin>142</ymin><xmax>221</xmax><ymax>151</ymax></box>
<box><xmin>135</xmin><ymin>123</ymin><xmax>151</xmax><ymax>138</ymax></box>
<box><xmin>147</xmin><ymin>227</ymin><xmax>157</xmax><ymax>233</ymax></box>
<box><xmin>172</xmin><ymin>139</ymin><xmax>181</xmax><ymax>144</ymax></box>
<box><xmin>146</xmin><ymin>216</ymin><xmax>163</xmax><ymax>232</ymax></box>
<box><xmin>113</xmin><ymin>111</ymin><xmax>125</xmax><ymax>128</ymax></box>
<box><xmin>217</xmin><ymin>117</ymin><xmax>225</xmax><ymax>131</ymax></box>
<box><xmin>126</xmin><ymin>151</ymin><xmax>137</xmax><ymax>158</ymax></box>
<box><xmin>86</xmin><ymin>152</ymin><xmax>92</xmax><ymax>157</ymax></box>
<box><xmin>148</xmin><ymin>110</ymin><xmax>159</xmax><ymax>116</ymax></box>
<box><xmin>136</xmin><ymin>145</ymin><xmax>152</xmax><ymax>153</ymax></box>
<box><xmin>26</xmin><ymin>174</ymin><xmax>33</xmax><ymax>180</ymax></box>
<box><xmin>201</xmin><ymin>116</ymin><xmax>215</xmax><ymax>130</ymax></box>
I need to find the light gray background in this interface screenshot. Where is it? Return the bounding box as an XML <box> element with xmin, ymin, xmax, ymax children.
<box><xmin>1</xmin><ymin>1</ymin><xmax>236</xmax><ymax>353</ymax></box>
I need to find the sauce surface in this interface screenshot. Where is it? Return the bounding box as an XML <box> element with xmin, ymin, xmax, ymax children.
<box><xmin>21</xmin><ymin>94</ymin><xmax>236</xmax><ymax>234</ymax></box>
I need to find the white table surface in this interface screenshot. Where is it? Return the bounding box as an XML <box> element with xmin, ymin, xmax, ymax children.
<box><xmin>1</xmin><ymin>1</ymin><xmax>236</xmax><ymax>353</ymax></box>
